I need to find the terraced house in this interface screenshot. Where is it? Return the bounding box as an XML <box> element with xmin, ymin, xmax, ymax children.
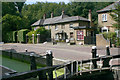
<box><xmin>97</xmin><ymin>2</ymin><xmax>120</xmax><ymax>33</ymax></box>
<box><xmin>31</xmin><ymin>10</ymin><xmax>95</xmax><ymax>45</ymax></box>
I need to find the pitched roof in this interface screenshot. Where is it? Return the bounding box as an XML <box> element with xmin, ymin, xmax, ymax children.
<box><xmin>97</xmin><ymin>1</ymin><xmax>120</xmax><ymax>13</ymax></box>
<box><xmin>31</xmin><ymin>14</ymin><xmax>89</xmax><ymax>26</ymax></box>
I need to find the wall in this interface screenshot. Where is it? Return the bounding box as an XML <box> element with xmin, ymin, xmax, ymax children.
<box><xmin>45</xmin><ymin>21</ymin><xmax>89</xmax><ymax>43</ymax></box>
<box><xmin>98</xmin><ymin>12</ymin><xmax>116</xmax><ymax>32</ymax></box>
<box><xmin>96</xmin><ymin>34</ymin><xmax>110</xmax><ymax>47</ymax></box>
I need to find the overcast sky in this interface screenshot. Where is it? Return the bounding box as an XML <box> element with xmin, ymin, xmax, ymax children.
<box><xmin>25</xmin><ymin>0</ymin><xmax>70</xmax><ymax>4</ymax></box>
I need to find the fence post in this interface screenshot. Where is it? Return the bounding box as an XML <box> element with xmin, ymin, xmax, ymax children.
<box><xmin>46</xmin><ymin>50</ymin><xmax>53</xmax><ymax>80</ymax></box>
<box><xmin>91</xmin><ymin>46</ymin><xmax>97</xmax><ymax>69</ymax></box>
<box><xmin>103</xmin><ymin>45</ymin><xmax>110</xmax><ymax>67</ymax></box>
<box><xmin>30</xmin><ymin>53</ymin><xmax>37</xmax><ymax>70</ymax></box>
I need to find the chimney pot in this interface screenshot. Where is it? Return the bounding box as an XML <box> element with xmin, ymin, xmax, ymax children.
<box><xmin>43</xmin><ymin>13</ymin><xmax>46</xmax><ymax>20</ymax></box>
<box><xmin>62</xmin><ymin>10</ymin><xmax>64</xmax><ymax>15</ymax></box>
<box><xmin>51</xmin><ymin>12</ymin><xmax>53</xmax><ymax>18</ymax></box>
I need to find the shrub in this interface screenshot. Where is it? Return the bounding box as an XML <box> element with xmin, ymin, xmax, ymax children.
<box><xmin>34</xmin><ymin>27</ymin><xmax>50</xmax><ymax>43</ymax></box>
<box><xmin>27</xmin><ymin>31</ymin><xmax>35</xmax><ymax>43</ymax></box>
<box><xmin>101</xmin><ymin>32</ymin><xmax>116</xmax><ymax>44</ymax></box>
<box><xmin>13</xmin><ymin>31</ymin><xmax>17</xmax><ymax>42</ymax></box>
<box><xmin>5</xmin><ymin>31</ymin><xmax>13</xmax><ymax>42</ymax></box>
<box><xmin>18</xmin><ymin>29</ymin><xmax>29</xmax><ymax>43</ymax></box>
<box><xmin>27</xmin><ymin>27</ymin><xmax>51</xmax><ymax>43</ymax></box>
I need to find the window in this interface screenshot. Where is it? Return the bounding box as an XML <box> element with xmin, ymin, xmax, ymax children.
<box><xmin>69</xmin><ymin>23</ymin><xmax>73</xmax><ymax>29</ymax></box>
<box><xmin>102</xmin><ymin>14</ymin><xmax>107</xmax><ymax>21</ymax></box>
<box><xmin>55</xmin><ymin>25</ymin><xmax>58</xmax><ymax>30</ymax></box>
<box><xmin>77</xmin><ymin>30</ymin><xmax>84</xmax><ymax>40</ymax></box>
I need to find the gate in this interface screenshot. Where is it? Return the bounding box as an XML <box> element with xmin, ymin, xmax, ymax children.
<box><xmin>84</xmin><ymin>36</ymin><xmax>96</xmax><ymax>44</ymax></box>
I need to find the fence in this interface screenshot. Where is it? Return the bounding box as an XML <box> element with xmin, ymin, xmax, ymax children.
<box><xmin>1</xmin><ymin>46</ymin><xmax>120</xmax><ymax>80</ymax></box>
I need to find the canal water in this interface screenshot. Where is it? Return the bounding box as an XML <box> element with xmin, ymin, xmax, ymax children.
<box><xmin>0</xmin><ymin>54</ymin><xmax>42</xmax><ymax>72</ymax></box>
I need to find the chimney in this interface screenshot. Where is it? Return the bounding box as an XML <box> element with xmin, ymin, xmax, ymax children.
<box><xmin>88</xmin><ymin>9</ymin><xmax>93</xmax><ymax>27</ymax></box>
<box><xmin>51</xmin><ymin>12</ymin><xmax>53</xmax><ymax>18</ymax></box>
<box><xmin>43</xmin><ymin>13</ymin><xmax>46</xmax><ymax>20</ymax></box>
<box><xmin>88</xmin><ymin>9</ymin><xmax>92</xmax><ymax>22</ymax></box>
<box><xmin>62</xmin><ymin>10</ymin><xmax>64</xmax><ymax>15</ymax></box>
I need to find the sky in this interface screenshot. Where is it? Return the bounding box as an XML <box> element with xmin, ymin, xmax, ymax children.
<box><xmin>25</xmin><ymin>0</ymin><xmax>70</xmax><ymax>4</ymax></box>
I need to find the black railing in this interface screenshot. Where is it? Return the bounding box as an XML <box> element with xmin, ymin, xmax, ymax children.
<box><xmin>2</xmin><ymin>46</ymin><xmax>120</xmax><ymax>80</ymax></box>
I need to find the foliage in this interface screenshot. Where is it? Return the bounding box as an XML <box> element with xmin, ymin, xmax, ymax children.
<box><xmin>27</xmin><ymin>31</ymin><xmax>35</xmax><ymax>43</ymax></box>
<box><xmin>2</xmin><ymin>14</ymin><xmax>22</xmax><ymax>32</ymax></box>
<box><xmin>15</xmin><ymin>2</ymin><xmax>25</xmax><ymax>17</ymax></box>
<box><xmin>22</xmin><ymin>2</ymin><xmax>112</xmax><ymax>26</ymax></box>
<box><xmin>17</xmin><ymin>29</ymin><xmax>29</xmax><ymax>43</ymax></box>
<box><xmin>110</xmin><ymin>2</ymin><xmax>120</xmax><ymax>47</ymax></box>
<box><xmin>4</xmin><ymin>32</ymin><xmax>13</xmax><ymax>42</ymax></box>
<box><xmin>110</xmin><ymin>3</ymin><xmax>120</xmax><ymax>29</ymax></box>
<box><xmin>2</xmin><ymin>2</ymin><xmax>17</xmax><ymax>16</ymax></box>
<box><xmin>27</xmin><ymin>27</ymin><xmax>50</xmax><ymax>43</ymax></box>
<box><xmin>101</xmin><ymin>32</ymin><xmax>116</xmax><ymax>44</ymax></box>
<box><xmin>13</xmin><ymin>31</ymin><xmax>17</xmax><ymax>42</ymax></box>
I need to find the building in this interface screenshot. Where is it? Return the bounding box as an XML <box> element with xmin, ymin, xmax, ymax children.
<box><xmin>97</xmin><ymin>2</ymin><xmax>119</xmax><ymax>33</ymax></box>
<box><xmin>31</xmin><ymin>10</ymin><xmax>95</xmax><ymax>45</ymax></box>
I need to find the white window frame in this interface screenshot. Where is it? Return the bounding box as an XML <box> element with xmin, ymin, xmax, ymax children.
<box><xmin>69</xmin><ymin>23</ymin><xmax>73</xmax><ymax>29</ymax></box>
<box><xmin>102</xmin><ymin>14</ymin><xmax>107</xmax><ymax>21</ymax></box>
<box><xmin>102</xmin><ymin>26</ymin><xmax>108</xmax><ymax>33</ymax></box>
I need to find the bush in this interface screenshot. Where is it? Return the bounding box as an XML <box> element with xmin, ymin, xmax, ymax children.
<box><xmin>34</xmin><ymin>27</ymin><xmax>50</xmax><ymax>43</ymax></box>
<box><xmin>18</xmin><ymin>29</ymin><xmax>29</xmax><ymax>43</ymax></box>
<box><xmin>13</xmin><ymin>31</ymin><xmax>17</xmax><ymax>42</ymax></box>
<box><xmin>27</xmin><ymin>27</ymin><xmax>51</xmax><ymax>43</ymax></box>
<box><xmin>4</xmin><ymin>31</ymin><xmax>13</xmax><ymax>42</ymax></box>
<box><xmin>101</xmin><ymin>32</ymin><xmax>117</xmax><ymax>44</ymax></box>
<box><xmin>27</xmin><ymin>31</ymin><xmax>35</xmax><ymax>43</ymax></box>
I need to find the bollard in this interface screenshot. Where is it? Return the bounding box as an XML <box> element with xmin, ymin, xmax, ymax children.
<box><xmin>91</xmin><ymin>46</ymin><xmax>97</xmax><ymax>69</ymax></box>
<box><xmin>25</xmin><ymin>49</ymin><xmax>28</xmax><ymax>52</ymax></box>
<box><xmin>46</xmin><ymin>50</ymin><xmax>53</xmax><ymax>80</ymax></box>
<box><xmin>103</xmin><ymin>45</ymin><xmax>110</xmax><ymax>67</ymax></box>
<box><xmin>30</xmin><ymin>53</ymin><xmax>37</xmax><ymax>70</ymax></box>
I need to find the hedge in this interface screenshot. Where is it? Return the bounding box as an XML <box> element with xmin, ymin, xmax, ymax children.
<box><xmin>13</xmin><ymin>31</ymin><xmax>17</xmax><ymax>42</ymax></box>
<box><xmin>18</xmin><ymin>29</ymin><xmax>29</xmax><ymax>43</ymax></box>
<box><xmin>5</xmin><ymin>31</ymin><xmax>13</xmax><ymax>42</ymax></box>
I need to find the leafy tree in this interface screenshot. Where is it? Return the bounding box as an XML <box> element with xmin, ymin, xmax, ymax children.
<box><xmin>110</xmin><ymin>2</ymin><xmax>120</xmax><ymax>47</ymax></box>
<box><xmin>2</xmin><ymin>2</ymin><xmax>17</xmax><ymax>16</ymax></box>
<box><xmin>15</xmin><ymin>2</ymin><xmax>25</xmax><ymax>17</ymax></box>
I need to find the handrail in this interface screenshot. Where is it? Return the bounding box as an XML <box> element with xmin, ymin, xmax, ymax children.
<box><xmin>78</xmin><ymin>54</ymin><xmax>120</xmax><ymax>64</ymax></box>
<box><xmin>1</xmin><ymin>65</ymin><xmax>60</xmax><ymax>80</ymax></box>
<box><xmin>2</xmin><ymin>54</ymin><xmax>120</xmax><ymax>80</ymax></box>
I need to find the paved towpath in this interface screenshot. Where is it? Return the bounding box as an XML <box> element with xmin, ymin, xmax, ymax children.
<box><xmin>1</xmin><ymin>43</ymin><xmax>119</xmax><ymax>62</ymax></box>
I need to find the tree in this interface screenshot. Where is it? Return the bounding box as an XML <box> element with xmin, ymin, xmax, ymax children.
<box><xmin>110</xmin><ymin>2</ymin><xmax>120</xmax><ymax>47</ymax></box>
<box><xmin>2</xmin><ymin>2</ymin><xmax>17</xmax><ymax>16</ymax></box>
<box><xmin>15</xmin><ymin>2</ymin><xmax>25</xmax><ymax>17</ymax></box>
